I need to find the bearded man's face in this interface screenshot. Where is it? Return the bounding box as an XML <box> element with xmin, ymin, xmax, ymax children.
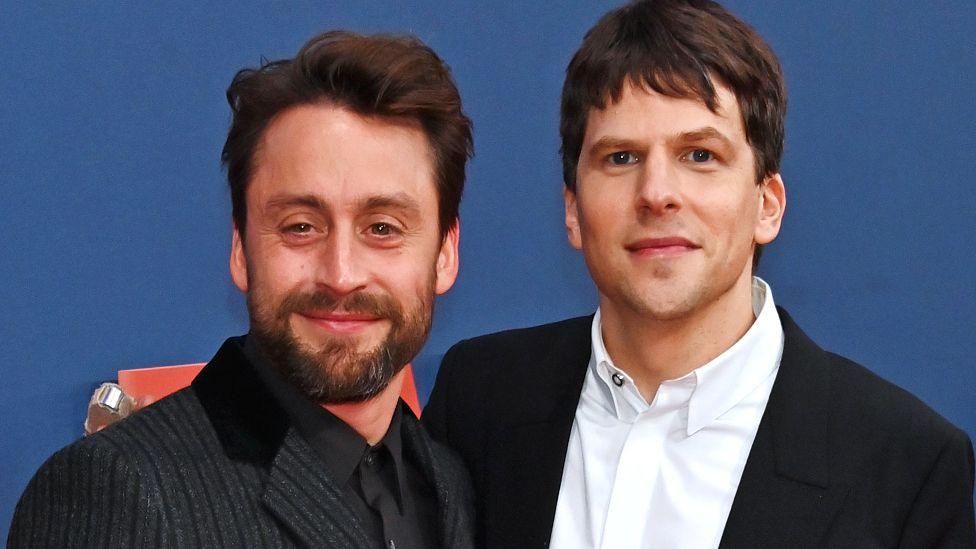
<box><xmin>230</xmin><ymin>104</ymin><xmax>459</xmax><ymax>403</ymax></box>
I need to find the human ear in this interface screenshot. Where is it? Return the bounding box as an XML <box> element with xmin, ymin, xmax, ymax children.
<box><xmin>229</xmin><ymin>225</ymin><xmax>249</xmax><ymax>293</ymax></box>
<box><xmin>434</xmin><ymin>220</ymin><xmax>460</xmax><ymax>295</ymax></box>
<box><xmin>564</xmin><ymin>187</ymin><xmax>583</xmax><ymax>250</ymax></box>
<box><xmin>755</xmin><ymin>173</ymin><xmax>786</xmax><ymax>245</ymax></box>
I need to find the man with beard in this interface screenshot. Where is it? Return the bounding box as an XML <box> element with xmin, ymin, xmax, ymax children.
<box><xmin>424</xmin><ymin>1</ymin><xmax>975</xmax><ymax>548</ymax></box>
<box><xmin>10</xmin><ymin>30</ymin><xmax>474</xmax><ymax>549</ymax></box>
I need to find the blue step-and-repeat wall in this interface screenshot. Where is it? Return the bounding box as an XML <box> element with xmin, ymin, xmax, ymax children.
<box><xmin>2</xmin><ymin>1</ymin><xmax>974</xmax><ymax>539</ymax></box>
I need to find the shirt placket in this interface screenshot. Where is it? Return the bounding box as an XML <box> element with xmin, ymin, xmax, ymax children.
<box><xmin>358</xmin><ymin>445</ymin><xmax>403</xmax><ymax>549</ymax></box>
<box><xmin>599</xmin><ymin>378</ymin><xmax>696</xmax><ymax>549</ymax></box>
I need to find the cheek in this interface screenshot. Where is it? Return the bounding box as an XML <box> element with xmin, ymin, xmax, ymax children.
<box><xmin>375</xmin><ymin>246</ymin><xmax>439</xmax><ymax>285</ymax></box>
<box><xmin>578</xmin><ymin>193</ymin><xmax>624</xmax><ymax>239</ymax></box>
<box><xmin>694</xmin><ymin>195</ymin><xmax>756</xmax><ymax>252</ymax></box>
<box><xmin>694</xmin><ymin>196</ymin><xmax>735</xmax><ymax>233</ymax></box>
<box><xmin>734</xmin><ymin>192</ymin><xmax>763</xmax><ymax>236</ymax></box>
<box><xmin>249</xmin><ymin>248</ymin><xmax>311</xmax><ymax>293</ymax></box>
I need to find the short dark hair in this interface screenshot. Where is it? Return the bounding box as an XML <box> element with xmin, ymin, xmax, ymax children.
<box><xmin>222</xmin><ymin>31</ymin><xmax>472</xmax><ymax>239</ymax></box>
<box><xmin>560</xmin><ymin>0</ymin><xmax>786</xmax><ymax>268</ymax></box>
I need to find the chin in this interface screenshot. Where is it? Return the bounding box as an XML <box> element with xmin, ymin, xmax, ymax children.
<box><xmin>621</xmin><ymin>284</ymin><xmax>705</xmax><ymax>321</ymax></box>
<box><xmin>634</xmin><ymin>301</ymin><xmax>699</xmax><ymax>322</ymax></box>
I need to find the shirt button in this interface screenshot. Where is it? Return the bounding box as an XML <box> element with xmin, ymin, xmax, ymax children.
<box><xmin>611</xmin><ymin>373</ymin><xmax>625</xmax><ymax>387</ymax></box>
<box><xmin>364</xmin><ymin>452</ymin><xmax>376</xmax><ymax>466</ymax></box>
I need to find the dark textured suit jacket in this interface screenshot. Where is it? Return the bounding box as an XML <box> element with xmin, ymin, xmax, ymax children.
<box><xmin>424</xmin><ymin>308</ymin><xmax>975</xmax><ymax>548</ymax></box>
<box><xmin>9</xmin><ymin>338</ymin><xmax>475</xmax><ymax>548</ymax></box>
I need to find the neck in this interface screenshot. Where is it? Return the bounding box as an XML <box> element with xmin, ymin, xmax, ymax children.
<box><xmin>323</xmin><ymin>369</ymin><xmax>405</xmax><ymax>445</ymax></box>
<box><xmin>600</xmin><ymin>272</ymin><xmax>757</xmax><ymax>401</ymax></box>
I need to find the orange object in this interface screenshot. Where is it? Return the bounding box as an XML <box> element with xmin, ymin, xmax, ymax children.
<box><xmin>118</xmin><ymin>363</ymin><xmax>206</xmax><ymax>404</ymax></box>
<box><xmin>398</xmin><ymin>365</ymin><xmax>422</xmax><ymax>417</ymax></box>
<box><xmin>118</xmin><ymin>363</ymin><xmax>422</xmax><ymax>418</ymax></box>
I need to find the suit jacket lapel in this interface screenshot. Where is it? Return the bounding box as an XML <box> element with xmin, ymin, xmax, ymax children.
<box><xmin>487</xmin><ymin>317</ymin><xmax>592</xmax><ymax>547</ymax></box>
<box><xmin>719</xmin><ymin>308</ymin><xmax>850</xmax><ymax>548</ymax></box>
<box><xmin>192</xmin><ymin>338</ymin><xmax>371</xmax><ymax>548</ymax></box>
<box><xmin>261</xmin><ymin>428</ymin><xmax>371</xmax><ymax>548</ymax></box>
<box><xmin>402</xmin><ymin>408</ymin><xmax>475</xmax><ymax>549</ymax></box>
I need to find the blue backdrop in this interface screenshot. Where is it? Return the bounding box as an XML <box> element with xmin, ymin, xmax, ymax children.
<box><xmin>2</xmin><ymin>1</ymin><xmax>974</xmax><ymax>539</ymax></box>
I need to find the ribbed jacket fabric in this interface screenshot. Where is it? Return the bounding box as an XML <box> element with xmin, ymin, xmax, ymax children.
<box><xmin>9</xmin><ymin>337</ymin><xmax>476</xmax><ymax>548</ymax></box>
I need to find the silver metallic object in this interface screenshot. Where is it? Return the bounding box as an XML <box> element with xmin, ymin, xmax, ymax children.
<box><xmin>84</xmin><ymin>382</ymin><xmax>136</xmax><ymax>435</ymax></box>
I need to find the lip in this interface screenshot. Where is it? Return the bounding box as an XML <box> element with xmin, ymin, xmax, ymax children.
<box><xmin>298</xmin><ymin>311</ymin><xmax>383</xmax><ymax>334</ymax></box>
<box><xmin>625</xmin><ymin>236</ymin><xmax>700</xmax><ymax>258</ymax></box>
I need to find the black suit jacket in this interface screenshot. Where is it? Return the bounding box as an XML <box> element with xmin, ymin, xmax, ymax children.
<box><xmin>9</xmin><ymin>338</ymin><xmax>475</xmax><ymax>549</ymax></box>
<box><xmin>424</xmin><ymin>308</ymin><xmax>975</xmax><ymax>548</ymax></box>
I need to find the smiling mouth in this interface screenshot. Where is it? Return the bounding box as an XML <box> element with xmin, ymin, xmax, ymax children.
<box><xmin>298</xmin><ymin>311</ymin><xmax>384</xmax><ymax>335</ymax></box>
<box><xmin>625</xmin><ymin>237</ymin><xmax>700</xmax><ymax>258</ymax></box>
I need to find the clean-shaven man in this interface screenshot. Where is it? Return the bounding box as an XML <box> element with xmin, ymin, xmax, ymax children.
<box><xmin>424</xmin><ymin>1</ymin><xmax>976</xmax><ymax>547</ymax></box>
<box><xmin>11</xmin><ymin>31</ymin><xmax>475</xmax><ymax>548</ymax></box>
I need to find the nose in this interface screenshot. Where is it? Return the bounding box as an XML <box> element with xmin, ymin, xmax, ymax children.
<box><xmin>635</xmin><ymin>151</ymin><xmax>681</xmax><ymax>216</ymax></box>
<box><xmin>313</xmin><ymin>229</ymin><xmax>369</xmax><ymax>297</ymax></box>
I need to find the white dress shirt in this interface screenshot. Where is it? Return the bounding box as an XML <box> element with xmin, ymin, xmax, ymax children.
<box><xmin>550</xmin><ymin>278</ymin><xmax>784</xmax><ymax>549</ymax></box>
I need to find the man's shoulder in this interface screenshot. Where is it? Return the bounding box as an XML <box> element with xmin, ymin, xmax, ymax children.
<box><xmin>51</xmin><ymin>386</ymin><xmax>211</xmax><ymax>470</ymax></box>
<box><xmin>27</xmin><ymin>386</ymin><xmax>219</xmax><ymax>493</ymax></box>
<box><xmin>443</xmin><ymin>315</ymin><xmax>592</xmax><ymax>370</ymax></box>
<box><xmin>821</xmin><ymin>349</ymin><xmax>964</xmax><ymax>446</ymax></box>
<box><xmin>425</xmin><ymin>315</ymin><xmax>593</xmax><ymax>435</ymax></box>
<box><xmin>781</xmin><ymin>332</ymin><xmax>975</xmax><ymax>543</ymax></box>
<box><xmin>779</xmin><ymin>308</ymin><xmax>962</xmax><ymax>443</ymax></box>
<box><xmin>9</xmin><ymin>388</ymin><xmax>212</xmax><ymax>547</ymax></box>
<box><xmin>430</xmin><ymin>315</ymin><xmax>592</xmax><ymax>407</ymax></box>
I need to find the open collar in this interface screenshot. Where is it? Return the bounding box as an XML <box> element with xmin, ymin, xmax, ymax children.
<box><xmin>589</xmin><ymin>277</ymin><xmax>784</xmax><ymax>435</ymax></box>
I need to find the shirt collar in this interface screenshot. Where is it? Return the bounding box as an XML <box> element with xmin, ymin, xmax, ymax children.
<box><xmin>589</xmin><ymin>277</ymin><xmax>784</xmax><ymax>434</ymax></box>
<box><xmin>242</xmin><ymin>336</ymin><xmax>410</xmax><ymax>508</ymax></box>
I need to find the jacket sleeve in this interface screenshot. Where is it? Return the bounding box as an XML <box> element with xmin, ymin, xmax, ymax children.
<box><xmin>897</xmin><ymin>428</ymin><xmax>976</xmax><ymax>548</ymax></box>
<box><xmin>7</xmin><ymin>438</ymin><xmax>163</xmax><ymax>549</ymax></box>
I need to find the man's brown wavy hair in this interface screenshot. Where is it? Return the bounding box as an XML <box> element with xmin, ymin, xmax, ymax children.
<box><xmin>222</xmin><ymin>31</ymin><xmax>472</xmax><ymax>240</ymax></box>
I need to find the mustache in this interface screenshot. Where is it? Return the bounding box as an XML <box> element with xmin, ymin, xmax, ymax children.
<box><xmin>275</xmin><ymin>289</ymin><xmax>402</xmax><ymax>321</ymax></box>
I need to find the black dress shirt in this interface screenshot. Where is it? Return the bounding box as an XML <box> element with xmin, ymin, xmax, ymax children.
<box><xmin>244</xmin><ymin>337</ymin><xmax>438</xmax><ymax>549</ymax></box>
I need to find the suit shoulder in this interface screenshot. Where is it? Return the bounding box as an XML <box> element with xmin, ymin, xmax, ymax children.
<box><xmin>454</xmin><ymin>315</ymin><xmax>591</xmax><ymax>348</ymax></box>
<box><xmin>824</xmin><ymin>351</ymin><xmax>966</xmax><ymax>445</ymax></box>
<box><xmin>55</xmin><ymin>387</ymin><xmax>216</xmax><ymax>474</ymax></box>
<box><xmin>7</xmin><ymin>394</ymin><xmax>202</xmax><ymax>547</ymax></box>
<box><xmin>817</xmin><ymin>351</ymin><xmax>975</xmax><ymax>538</ymax></box>
<box><xmin>444</xmin><ymin>316</ymin><xmax>591</xmax><ymax>367</ymax></box>
<box><xmin>426</xmin><ymin>316</ymin><xmax>589</xmax><ymax>433</ymax></box>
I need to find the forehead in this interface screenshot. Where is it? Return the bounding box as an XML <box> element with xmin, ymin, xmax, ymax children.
<box><xmin>584</xmin><ymin>80</ymin><xmax>746</xmax><ymax>144</ymax></box>
<box><xmin>248</xmin><ymin>103</ymin><xmax>437</xmax><ymax>213</ymax></box>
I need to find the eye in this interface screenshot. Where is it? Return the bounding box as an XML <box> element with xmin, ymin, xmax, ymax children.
<box><xmin>687</xmin><ymin>149</ymin><xmax>714</xmax><ymax>163</ymax></box>
<box><xmin>285</xmin><ymin>223</ymin><xmax>314</xmax><ymax>234</ymax></box>
<box><xmin>369</xmin><ymin>222</ymin><xmax>397</xmax><ymax>236</ymax></box>
<box><xmin>608</xmin><ymin>151</ymin><xmax>639</xmax><ymax>166</ymax></box>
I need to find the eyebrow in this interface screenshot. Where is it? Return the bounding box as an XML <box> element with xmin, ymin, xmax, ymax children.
<box><xmin>264</xmin><ymin>194</ymin><xmax>328</xmax><ymax>213</ymax></box>
<box><xmin>676</xmin><ymin>126</ymin><xmax>734</xmax><ymax>148</ymax></box>
<box><xmin>586</xmin><ymin>126</ymin><xmax>735</xmax><ymax>155</ymax></box>
<box><xmin>359</xmin><ymin>192</ymin><xmax>422</xmax><ymax>216</ymax></box>
<box><xmin>587</xmin><ymin>137</ymin><xmax>645</xmax><ymax>154</ymax></box>
<box><xmin>262</xmin><ymin>192</ymin><xmax>422</xmax><ymax>216</ymax></box>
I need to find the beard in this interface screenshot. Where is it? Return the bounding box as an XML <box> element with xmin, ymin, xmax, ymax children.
<box><xmin>246</xmin><ymin>283</ymin><xmax>433</xmax><ymax>404</ymax></box>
